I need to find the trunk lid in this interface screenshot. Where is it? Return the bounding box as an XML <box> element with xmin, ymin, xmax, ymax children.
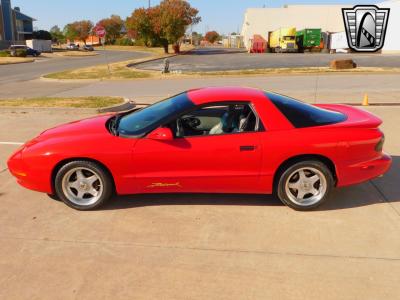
<box><xmin>315</xmin><ymin>104</ymin><xmax>382</xmax><ymax>129</ymax></box>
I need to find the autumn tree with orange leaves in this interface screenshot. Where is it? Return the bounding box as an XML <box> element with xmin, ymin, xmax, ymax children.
<box><xmin>205</xmin><ymin>31</ymin><xmax>220</xmax><ymax>44</ymax></box>
<box><xmin>97</xmin><ymin>15</ymin><xmax>124</xmax><ymax>44</ymax></box>
<box><xmin>63</xmin><ymin>20</ymin><xmax>93</xmax><ymax>45</ymax></box>
<box><xmin>126</xmin><ymin>0</ymin><xmax>200</xmax><ymax>53</ymax></box>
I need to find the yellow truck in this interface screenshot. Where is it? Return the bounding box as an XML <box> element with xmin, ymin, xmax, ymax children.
<box><xmin>268</xmin><ymin>27</ymin><xmax>298</xmax><ymax>53</ymax></box>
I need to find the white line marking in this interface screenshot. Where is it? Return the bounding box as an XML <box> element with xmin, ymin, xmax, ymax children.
<box><xmin>0</xmin><ymin>142</ymin><xmax>24</xmax><ymax>145</ymax></box>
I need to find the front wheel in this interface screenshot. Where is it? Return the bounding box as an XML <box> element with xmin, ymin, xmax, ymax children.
<box><xmin>276</xmin><ymin>161</ymin><xmax>334</xmax><ymax>211</ymax></box>
<box><xmin>54</xmin><ymin>160</ymin><xmax>113</xmax><ymax>210</ymax></box>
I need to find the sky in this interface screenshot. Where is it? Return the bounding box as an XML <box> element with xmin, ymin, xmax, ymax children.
<box><xmin>11</xmin><ymin>0</ymin><xmax>379</xmax><ymax>34</ymax></box>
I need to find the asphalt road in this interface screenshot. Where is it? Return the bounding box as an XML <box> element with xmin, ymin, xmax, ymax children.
<box><xmin>0</xmin><ymin>50</ymin><xmax>149</xmax><ymax>85</ymax></box>
<box><xmin>135</xmin><ymin>47</ymin><xmax>400</xmax><ymax>71</ymax></box>
<box><xmin>0</xmin><ymin>106</ymin><xmax>399</xmax><ymax>299</ymax></box>
<box><xmin>50</xmin><ymin>74</ymin><xmax>400</xmax><ymax>105</ymax></box>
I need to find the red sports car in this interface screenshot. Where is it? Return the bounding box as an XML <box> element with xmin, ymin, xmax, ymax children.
<box><xmin>8</xmin><ymin>87</ymin><xmax>391</xmax><ymax>211</ymax></box>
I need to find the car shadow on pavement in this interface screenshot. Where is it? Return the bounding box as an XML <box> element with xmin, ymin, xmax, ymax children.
<box><xmin>318</xmin><ymin>155</ymin><xmax>400</xmax><ymax>211</ymax></box>
<box><xmin>100</xmin><ymin>156</ymin><xmax>400</xmax><ymax>211</ymax></box>
<box><xmin>105</xmin><ymin>193</ymin><xmax>282</xmax><ymax>210</ymax></box>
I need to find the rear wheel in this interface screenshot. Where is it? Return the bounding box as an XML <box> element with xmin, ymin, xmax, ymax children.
<box><xmin>277</xmin><ymin>160</ymin><xmax>333</xmax><ymax>211</ymax></box>
<box><xmin>54</xmin><ymin>160</ymin><xmax>113</xmax><ymax>210</ymax></box>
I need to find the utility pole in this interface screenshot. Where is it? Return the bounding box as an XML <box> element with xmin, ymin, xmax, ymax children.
<box><xmin>148</xmin><ymin>0</ymin><xmax>151</xmax><ymax>8</ymax></box>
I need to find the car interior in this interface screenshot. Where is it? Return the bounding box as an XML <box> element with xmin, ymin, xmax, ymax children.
<box><xmin>167</xmin><ymin>103</ymin><xmax>260</xmax><ymax>138</ymax></box>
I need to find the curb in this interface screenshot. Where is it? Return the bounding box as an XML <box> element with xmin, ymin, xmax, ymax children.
<box><xmin>0</xmin><ymin>99</ymin><xmax>137</xmax><ymax>114</ymax></box>
<box><xmin>127</xmin><ymin>54</ymin><xmax>178</xmax><ymax>68</ymax></box>
<box><xmin>127</xmin><ymin>48</ymin><xmax>195</xmax><ymax>68</ymax></box>
<box><xmin>39</xmin><ymin>76</ymin><xmax>101</xmax><ymax>83</ymax></box>
<box><xmin>97</xmin><ymin>98</ymin><xmax>136</xmax><ymax>113</ymax></box>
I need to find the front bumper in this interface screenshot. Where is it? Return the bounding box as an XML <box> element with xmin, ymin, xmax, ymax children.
<box><xmin>7</xmin><ymin>147</ymin><xmax>53</xmax><ymax>194</ymax></box>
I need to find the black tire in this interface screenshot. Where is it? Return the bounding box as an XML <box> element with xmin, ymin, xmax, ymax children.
<box><xmin>276</xmin><ymin>160</ymin><xmax>334</xmax><ymax>211</ymax></box>
<box><xmin>47</xmin><ymin>193</ymin><xmax>60</xmax><ymax>201</ymax></box>
<box><xmin>54</xmin><ymin>160</ymin><xmax>113</xmax><ymax>210</ymax></box>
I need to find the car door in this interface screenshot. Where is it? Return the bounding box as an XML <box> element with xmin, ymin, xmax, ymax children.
<box><xmin>132</xmin><ymin>102</ymin><xmax>264</xmax><ymax>194</ymax></box>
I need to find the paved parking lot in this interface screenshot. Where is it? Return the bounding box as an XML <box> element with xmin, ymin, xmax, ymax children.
<box><xmin>0</xmin><ymin>106</ymin><xmax>399</xmax><ymax>299</ymax></box>
<box><xmin>135</xmin><ymin>47</ymin><xmax>400</xmax><ymax>71</ymax></box>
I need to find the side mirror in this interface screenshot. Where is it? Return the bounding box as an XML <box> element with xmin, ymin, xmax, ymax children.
<box><xmin>147</xmin><ymin>127</ymin><xmax>174</xmax><ymax>141</ymax></box>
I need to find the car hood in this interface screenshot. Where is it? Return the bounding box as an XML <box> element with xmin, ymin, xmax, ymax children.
<box><xmin>37</xmin><ymin>114</ymin><xmax>114</xmax><ymax>140</ymax></box>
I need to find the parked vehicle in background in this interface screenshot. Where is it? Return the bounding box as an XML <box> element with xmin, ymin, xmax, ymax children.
<box><xmin>26</xmin><ymin>39</ymin><xmax>52</xmax><ymax>53</ymax></box>
<box><xmin>329</xmin><ymin>31</ymin><xmax>350</xmax><ymax>53</ymax></box>
<box><xmin>9</xmin><ymin>45</ymin><xmax>41</xmax><ymax>57</ymax></box>
<box><xmin>296</xmin><ymin>28</ymin><xmax>322</xmax><ymax>52</ymax></box>
<box><xmin>83</xmin><ymin>45</ymin><xmax>94</xmax><ymax>51</ymax></box>
<box><xmin>268</xmin><ymin>28</ymin><xmax>298</xmax><ymax>53</ymax></box>
<box><xmin>66</xmin><ymin>43</ymin><xmax>79</xmax><ymax>50</ymax></box>
<box><xmin>250</xmin><ymin>35</ymin><xmax>267</xmax><ymax>53</ymax></box>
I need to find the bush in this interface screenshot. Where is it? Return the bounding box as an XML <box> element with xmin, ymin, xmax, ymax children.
<box><xmin>115</xmin><ymin>38</ymin><xmax>135</xmax><ymax>46</ymax></box>
<box><xmin>11</xmin><ymin>49</ymin><xmax>27</xmax><ymax>57</ymax></box>
<box><xmin>0</xmin><ymin>50</ymin><xmax>11</xmax><ymax>57</ymax></box>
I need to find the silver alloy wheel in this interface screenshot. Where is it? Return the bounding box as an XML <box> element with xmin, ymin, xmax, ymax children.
<box><xmin>285</xmin><ymin>167</ymin><xmax>327</xmax><ymax>206</ymax></box>
<box><xmin>61</xmin><ymin>167</ymin><xmax>103</xmax><ymax>206</ymax></box>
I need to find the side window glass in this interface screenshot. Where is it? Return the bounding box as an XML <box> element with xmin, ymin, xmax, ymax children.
<box><xmin>169</xmin><ymin>103</ymin><xmax>259</xmax><ymax>138</ymax></box>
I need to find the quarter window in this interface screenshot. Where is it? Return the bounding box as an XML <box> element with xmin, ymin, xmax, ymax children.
<box><xmin>266</xmin><ymin>92</ymin><xmax>347</xmax><ymax>128</ymax></box>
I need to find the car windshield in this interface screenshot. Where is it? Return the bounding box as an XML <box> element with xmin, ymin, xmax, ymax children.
<box><xmin>283</xmin><ymin>36</ymin><xmax>294</xmax><ymax>41</ymax></box>
<box><xmin>118</xmin><ymin>92</ymin><xmax>195</xmax><ymax>136</ymax></box>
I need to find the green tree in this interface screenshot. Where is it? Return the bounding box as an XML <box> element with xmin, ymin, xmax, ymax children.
<box><xmin>50</xmin><ymin>25</ymin><xmax>65</xmax><ymax>44</ymax></box>
<box><xmin>32</xmin><ymin>30</ymin><xmax>52</xmax><ymax>40</ymax></box>
<box><xmin>97</xmin><ymin>15</ymin><xmax>124</xmax><ymax>44</ymax></box>
<box><xmin>157</xmin><ymin>0</ymin><xmax>201</xmax><ymax>53</ymax></box>
<box><xmin>126</xmin><ymin>7</ymin><xmax>157</xmax><ymax>47</ymax></box>
<box><xmin>63</xmin><ymin>24</ymin><xmax>78</xmax><ymax>42</ymax></box>
<box><xmin>126</xmin><ymin>0</ymin><xmax>200</xmax><ymax>53</ymax></box>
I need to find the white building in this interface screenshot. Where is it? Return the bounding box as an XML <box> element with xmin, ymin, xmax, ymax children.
<box><xmin>241</xmin><ymin>1</ymin><xmax>400</xmax><ymax>52</ymax></box>
<box><xmin>378</xmin><ymin>0</ymin><xmax>400</xmax><ymax>51</ymax></box>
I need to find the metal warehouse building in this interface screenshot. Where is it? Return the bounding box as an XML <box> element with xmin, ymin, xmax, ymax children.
<box><xmin>241</xmin><ymin>0</ymin><xmax>400</xmax><ymax>52</ymax></box>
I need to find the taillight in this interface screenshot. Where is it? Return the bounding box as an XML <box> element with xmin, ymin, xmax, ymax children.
<box><xmin>375</xmin><ymin>134</ymin><xmax>385</xmax><ymax>152</ymax></box>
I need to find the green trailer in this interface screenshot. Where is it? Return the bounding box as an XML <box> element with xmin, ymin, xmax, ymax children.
<box><xmin>296</xmin><ymin>28</ymin><xmax>322</xmax><ymax>52</ymax></box>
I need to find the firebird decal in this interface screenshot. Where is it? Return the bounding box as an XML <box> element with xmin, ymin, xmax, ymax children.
<box><xmin>147</xmin><ymin>182</ymin><xmax>182</xmax><ymax>188</ymax></box>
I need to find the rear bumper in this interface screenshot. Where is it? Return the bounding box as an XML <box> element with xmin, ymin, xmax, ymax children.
<box><xmin>337</xmin><ymin>153</ymin><xmax>392</xmax><ymax>187</ymax></box>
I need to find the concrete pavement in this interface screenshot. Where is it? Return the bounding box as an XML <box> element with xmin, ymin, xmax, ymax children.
<box><xmin>0</xmin><ymin>106</ymin><xmax>399</xmax><ymax>299</ymax></box>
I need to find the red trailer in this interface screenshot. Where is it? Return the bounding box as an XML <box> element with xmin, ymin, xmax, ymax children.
<box><xmin>250</xmin><ymin>35</ymin><xmax>266</xmax><ymax>53</ymax></box>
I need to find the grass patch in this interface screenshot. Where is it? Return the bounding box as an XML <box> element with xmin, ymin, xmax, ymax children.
<box><xmin>0</xmin><ymin>57</ymin><xmax>34</xmax><ymax>65</ymax></box>
<box><xmin>0</xmin><ymin>96</ymin><xmax>124</xmax><ymax>108</ymax></box>
<box><xmin>44</xmin><ymin>64</ymin><xmax>152</xmax><ymax>80</ymax></box>
<box><xmin>44</xmin><ymin>54</ymin><xmax>158</xmax><ymax>80</ymax></box>
<box><xmin>43</xmin><ymin>44</ymin><xmax>194</xmax><ymax>80</ymax></box>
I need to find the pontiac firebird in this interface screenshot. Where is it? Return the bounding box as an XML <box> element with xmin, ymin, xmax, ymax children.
<box><xmin>8</xmin><ymin>87</ymin><xmax>391</xmax><ymax>211</ymax></box>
